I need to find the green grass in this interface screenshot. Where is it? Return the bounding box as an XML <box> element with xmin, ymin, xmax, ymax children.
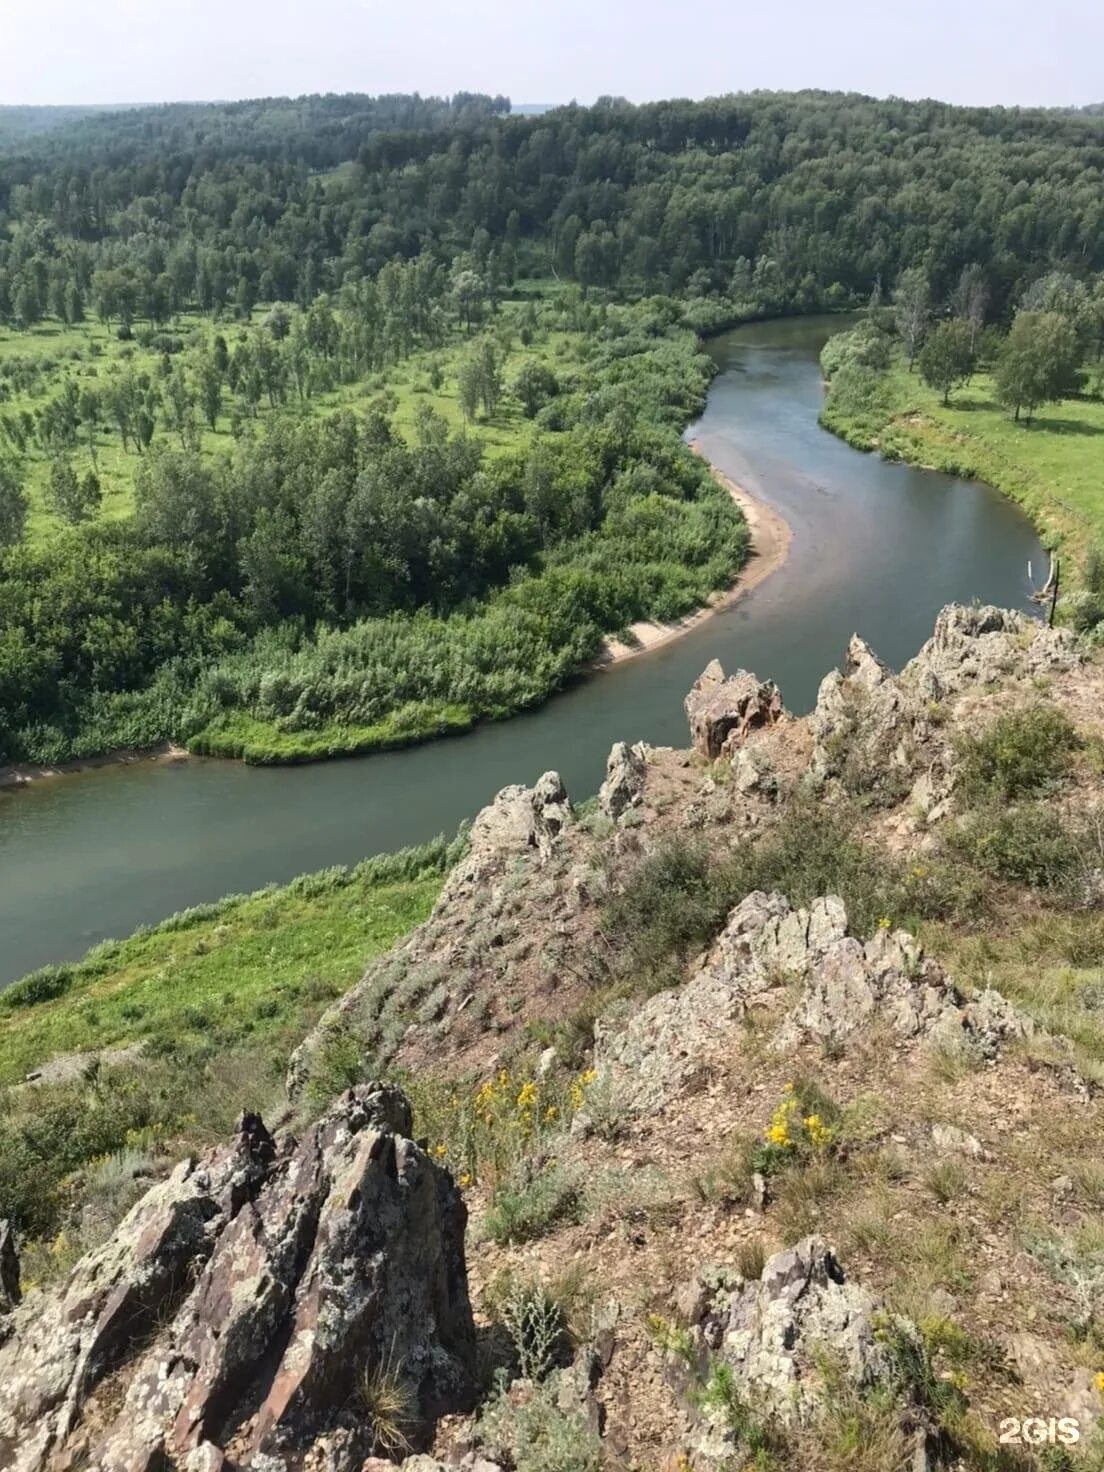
<box><xmin>0</xmin><ymin>841</ymin><xmax>455</xmax><ymax>1086</ymax></box>
<box><xmin>189</xmin><ymin>703</ymin><xmax>478</xmax><ymax>763</ymax></box>
<box><xmin>0</xmin><ymin>308</ymin><xmax>581</xmax><ymax>546</ymax></box>
<box><xmin>820</xmin><ymin>355</ymin><xmax>1104</xmax><ymax>568</ymax></box>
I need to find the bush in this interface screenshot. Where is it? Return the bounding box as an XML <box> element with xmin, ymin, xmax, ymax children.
<box><xmin>484</xmin><ymin>1161</ymin><xmax>583</xmax><ymax>1246</ymax></box>
<box><xmin>601</xmin><ymin>803</ymin><xmax>982</xmax><ymax>996</ymax></box>
<box><xmin>497</xmin><ymin>1278</ymin><xmax>568</xmax><ymax>1380</ymax></box>
<box><xmin>953</xmin><ymin>705</ymin><xmax>1079</xmax><ymax>804</ymax></box>
<box><xmin>948</xmin><ymin>803</ymin><xmax>1081</xmax><ymax>888</ymax></box>
<box><xmin>477</xmin><ymin>1376</ymin><xmax>601</xmax><ymax>1472</ymax></box>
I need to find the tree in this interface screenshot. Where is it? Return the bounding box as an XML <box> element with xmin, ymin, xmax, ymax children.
<box><xmin>893</xmin><ymin>267</ymin><xmax>930</xmax><ymax>370</ymax></box>
<box><xmin>995</xmin><ymin>310</ymin><xmax>1081</xmax><ymax>424</ymax></box>
<box><xmin>918</xmin><ymin>321</ymin><xmax>978</xmax><ymax>404</ymax></box>
<box><xmin>46</xmin><ymin>457</ymin><xmax>100</xmax><ymax>524</ymax></box>
<box><xmin>457</xmin><ymin>358</ymin><xmax>482</xmax><ymax>422</ymax></box>
<box><xmin>0</xmin><ymin>459</ymin><xmax>27</xmax><ymax>547</ymax></box>
<box><xmin>512</xmin><ymin>361</ymin><xmax>559</xmax><ymax>418</ymax></box>
<box><xmin>475</xmin><ymin>338</ymin><xmax>503</xmax><ymax>418</ymax></box>
<box><xmin>949</xmin><ymin>263</ymin><xmax>989</xmax><ymax>352</ymax></box>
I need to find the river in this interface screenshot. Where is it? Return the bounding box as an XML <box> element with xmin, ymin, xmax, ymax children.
<box><xmin>0</xmin><ymin>315</ymin><xmax>1044</xmax><ymax>986</ymax></box>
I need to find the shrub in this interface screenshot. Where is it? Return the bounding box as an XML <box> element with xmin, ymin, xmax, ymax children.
<box><xmin>953</xmin><ymin>705</ymin><xmax>1079</xmax><ymax>804</ymax></box>
<box><xmin>601</xmin><ymin>804</ymin><xmax>979</xmax><ymax>998</ymax></box>
<box><xmin>948</xmin><ymin>803</ymin><xmax>1081</xmax><ymax>888</ymax></box>
<box><xmin>497</xmin><ymin>1278</ymin><xmax>568</xmax><ymax>1381</ymax></box>
<box><xmin>477</xmin><ymin>1377</ymin><xmax>601</xmax><ymax>1472</ymax></box>
<box><xmin>484</xmin><ymin>1161</ymin><xmax>583</xmax><ymax>1246</ymax></box>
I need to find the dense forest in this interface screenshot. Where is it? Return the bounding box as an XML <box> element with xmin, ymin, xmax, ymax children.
<box><xmin>2</xmin><ymin>90</ymin><xmax>1104</xmax><ymax>765</ymax></box>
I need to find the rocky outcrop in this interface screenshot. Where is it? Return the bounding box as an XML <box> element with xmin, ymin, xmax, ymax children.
<box><xmin>904</xmin><ymin>603</ymin><xmax>1081</xmax><ymax>701</ymax></box>
<box><xmin>808</xmin><ymin>607</ymin><xmax>1083</xmax><ymax>807</ymax></box>
<box><xmin>685</xmin><ymin>660</ymin><xmax>784</xmax><ymax>759</ymax></box>
<box><xmin>287</xmin><ymin>773</ymin><xmax>575</xmax><ymax>1099</ymax></box>
<box><xmin>673</xmin><ymin>1238</ymin><xmax>908</xmax><ymax>1459</ymax></box>
<box><xmin>597</xmin><ymin>891</ymin><xmax>1034</xmax><ymax>1112</ymax></box>
<box><xmin>809</xmin><ymin>634</ymin><xmax>926</xmax><ymax>801</ymax></box>
<box><xmin>598</xmin><ymin>741</ymin><xmax>648</xmax><ymax>819</ymax></box>
<box><xmin>0</xmin><ymin>1084</ymin><xmax>473</xmax><ymax>1472</ymax></box>
<box><xmin>458</xmin><ymin>769</ymin><xmax>572</xmax><ymax>874</ymax></box>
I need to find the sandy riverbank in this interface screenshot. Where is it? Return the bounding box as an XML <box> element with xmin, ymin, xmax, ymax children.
<box><xmin>595</xmin><ymin>441</ymin><xmax>793</xmax><ymax>667</ymax></box>
<box><xmin>0</xmin><ymin>742</ymin><xmax>189</xmax><ymax>791</ymax></box>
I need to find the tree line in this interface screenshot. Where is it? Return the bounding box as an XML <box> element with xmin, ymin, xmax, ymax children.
<box><xmin>2</xmin><ymin>92</ymin><xmax>1104</xmax><ymax>334</ymax></box>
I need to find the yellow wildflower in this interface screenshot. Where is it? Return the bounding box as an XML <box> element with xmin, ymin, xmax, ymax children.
<box><xmin>431</xmin><ymin>1143</ymin><xmax>447</xmax><ymax>1160</ymax></box>
<box><xmin>877</xmin><ymin>916</ymin><xmax>892</xmax><ymax>930</ymax></box>
<box><xmin>803</xmin><ymin>1113</ymin><xmax>832</xmax><ymax>1149</ymax></box>
<box><xmin>459</xmin><ymin>1172</ymin><xmax>473</xmax><ymax>1189</ymax></box>
<box><xmin>1095</xmin><ymin>1370</ymin><xmax>1104</xmax><ymax>1394</ymax></box>
<box><xmin>516</xmin><ymin>1081</ymin><xmax>539</xmax><ymax>1112</ymax></box>
<box><xmin>544</xmin><ymin>1105</ymin><xmax>558</xmax><ymax>1123</ymax></box>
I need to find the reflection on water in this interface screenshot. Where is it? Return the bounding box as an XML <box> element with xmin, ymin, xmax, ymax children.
<box><xmin>0</xmin><ymin>315</ymin><xmax>1044</xmax><ymax>985</ymax></box>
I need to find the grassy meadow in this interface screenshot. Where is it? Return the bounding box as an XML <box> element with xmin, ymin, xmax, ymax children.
<box><xmin>0</xmin><ymin>292</ymin><xmax>577</xmax><ymax>548</ymax></box>
<box><xmin>821</xmin><ymin>356</ymin><xmax>1104</xmax><ymax>566</ymax></box>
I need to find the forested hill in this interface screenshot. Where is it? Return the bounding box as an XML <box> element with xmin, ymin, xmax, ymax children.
<box><xmin>2</xmin><ymin>89</ymin><xmax>1104</xmax><ymax>771</ymax></box>
<box><xmin>2</xmin><ymin>91</ymin><xmax>1104</xmax><ymax>324</ymax></box>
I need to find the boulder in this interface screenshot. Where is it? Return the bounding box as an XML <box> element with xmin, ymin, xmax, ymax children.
<box><xmin>0</xmin><ymin>1084</ymin><xmax>474</xmax><ymax>1472</ymax></box>
<box><xmin>675</xmin><ymin>1238</ymin><xmax>898</xmax><ymax>1446</ymax></box>
<box><xmin>598</xmin><ymin>741</ymin><xmax>648</xmax><ymax>819</ymax></box>
<box><xmin>685</xmin><ymin>661</ymin><xmax>783</xmax><ymax>760</ymax></box>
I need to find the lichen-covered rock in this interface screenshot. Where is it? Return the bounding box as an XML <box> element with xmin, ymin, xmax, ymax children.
<box><xmin>0</xmin><ymin>1085</ymin><xmax>473</xmax><ymax>1472</ymax></box>
<box><xmin>903</xmin><ymin>603</ymin><xmax>1081</xmax><ymax>701</ymax></box>
<box><xmin>685</xmin><ymin>660</ymin><xmax>784</xmax><ymax>759</ymax></box>
<box><xmin>596</xmin><ymin>891</ymin><xmax>1036</xmax><ymax>1112</ymax></box>
<box><xmin>458</xmin><ymin>770</ymin><xmax>572</xmax><ymax>874</ymax></box>
<box><xmin>809</xmin><ymin>634</ymin><xmax>924</xmax><ymax>800</ymax></box>
<box><xmin>595</xmin><ymin>893</ymin><xmax>847</xmax><ymax>1111</ymax></box>
<box><xmin>673</xmin><ymin>1238</ymin><xmax>899</xmax><ymax>1454</ymax></box>
<box><xmin>598</xmin><ymin>741</ymin><xmax>648</xmax><ymax>819</ymax></box>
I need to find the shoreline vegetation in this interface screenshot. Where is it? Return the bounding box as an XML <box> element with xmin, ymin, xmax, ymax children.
<box><xmin>596</xmin><ymin>442</ymin><xmax>791</xmax><ymax>665</ymax></box>
<box><xmin>0</xmin><ymin>832</ymin><xmax>463</xmax><ymax>1239</ymax></box>
<box><xmin>0</xmin><ymin>435</ymin><xmax>793</xmax><ymax>790</ymax></box>
<box><xmin>816</xmin><ymin>314</ymin><xmax>1104</xmax><ymax>622</ymax></box>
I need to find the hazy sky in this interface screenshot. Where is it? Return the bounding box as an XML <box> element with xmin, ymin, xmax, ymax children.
<box><xmin>0</xmin><ymin>0</ymin><xmax>1100</xmax><ymax>110</ymax></box>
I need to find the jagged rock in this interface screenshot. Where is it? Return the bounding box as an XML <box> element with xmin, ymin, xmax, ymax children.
<box><xmin>809</xmin><ymin>634</ymin><xmax>923</xmax><ymax>800</ymax></box>
<box><xmin>776</xmin><ymin>920</ymin><xmax>1034</xmax><ymax>1056</ymax></box>
<box><xmin>460</xmin><ymin>770</ymin><xmax>572</xmax><ymax>873</ymax></box>
<box><xmin>675</xmin><ymin>1239</ymin><xmax>898</xmax><ymax>1444</ymax></box>
<box><xmin>0</xmin><ymin>1220</ymin><xmax>18</xmax><ymax>1311</ymax></box>
<box><xmin>685</xmin><ymin>660</ymin><xmax>783</xmax><ymax>759</ymax></box>
<box><xmin>0</xmin><ymin>1220</ymin><xmax>19</xmax><ymax>1340</ymax></box>
<box><xmin>595</xmin><ymin>893</ymin><xmax>847</xmax><ymax>1112</ymax></box>
<box><xmin>904</xmin><ymin>603</ymin><xmax>1081</xmax><ymax>702</ymax></box>
<box><xmin>596</xmin><ymin>892</ymin><xmax>1036</xmax><ymax>1112</ymax></box>
<box><xmin>0</xmin><ymin>1085</ymin><xmax>473</xmax><ymax>1472</ymax></box>
<box><xmin>598</xmin><ymin>741</ymin><xmax>648</xmax><ymax>819</ymax></box>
